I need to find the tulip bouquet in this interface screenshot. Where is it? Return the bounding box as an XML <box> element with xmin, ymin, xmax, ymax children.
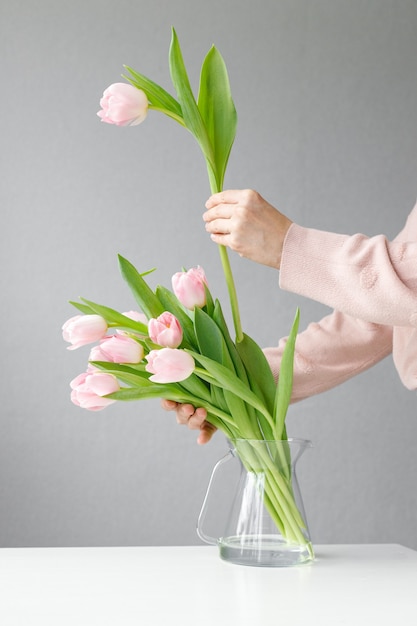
<box><xmin>63</xmin><ymin>29</ymin><xmax>313</xmax><ymax>558</ymax></box>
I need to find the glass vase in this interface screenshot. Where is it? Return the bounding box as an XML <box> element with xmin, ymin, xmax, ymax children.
<box><xmin>197</xmin><ymin>438</ymin><xmax>314</xmax><ymax>567</ymax></box>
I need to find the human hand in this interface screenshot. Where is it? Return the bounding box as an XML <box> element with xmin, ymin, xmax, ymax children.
<box><xmin>204</xmin><ymin>189</ymin><xmax>292</xmax><ymax>269</ymax></box>
<box><xmin>161</xmin><ymin>399</ymin><xmax>217</xmax><ymax>445</ymax></box>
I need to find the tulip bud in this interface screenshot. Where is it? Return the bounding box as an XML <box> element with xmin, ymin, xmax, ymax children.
<box><xmin>122</xmin><ymin>311</ymin><xmax>148</xmax><ymax>324</ymax></box>
<box><xmin>148</xmin><ymin>312</ymin><xmax>183</xmax><ymax>348</ymax></box>
<box><xmin>62</xmin><ymin>315</ymin><xmax>108</xmax><ymax>350</ymax></box>
<box><xmin>70</xmin><ymin>371</ymin><xmax>120</xmax><ymax>411</ymax></box>
<box><xmin>97</xmin><ymin>83</ymin><xmax>148</xmax><ymax>127</ymax></box>
<box><xmin>89</xmin><ymin>334</ymin><xmax>144</xmax><ymax>364</ymax></box>
<box><xmin>172</xmin><ymin>266</ymin><xmax>208</xmax><ymax>310</ymax></box>
<box><xmin>145</xmin><ymin>348</ymin><xmax>195</xmax><ymax>383</ymax></box>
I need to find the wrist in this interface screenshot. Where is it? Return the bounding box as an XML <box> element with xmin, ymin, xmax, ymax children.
<box><xmin>275</xmin><ymin>218</ymin><xmax>293</xmax><ymax>269</ymax></box>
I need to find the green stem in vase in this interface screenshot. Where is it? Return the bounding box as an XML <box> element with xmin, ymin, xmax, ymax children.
<box><xmin>234</xmin><ymin>442</ymin><xmax>313</xmax><ymax>555</ymax></box>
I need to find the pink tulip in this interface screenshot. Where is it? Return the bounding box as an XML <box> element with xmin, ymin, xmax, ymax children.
<box><xmin>122</xmin><ymin>311</ymin><xmax>148</xmax><ymax>324</ymax></box>
<box><xmin>116</xmin><ymin>311</ymin><xmax>148</xmax><ymax>338</ymax></box>
<box><xmin>145</xmin><ymin>348</ymin><xmax>195</xmax><ymax>383</ymax></box>
<box><xmin>89</xmin><ymin>334</ymin><xmax>144</xmax><ymax>364</ymax></box>
<box><xmin>62</xmin><ymin>315</ymin><xmax>108</xmax><ymax>350</ymax></box>
<box><xmin>172</xmin><ymin>266</ymin><xmax>208</xmax><ymax>310</ymax></box>
<box><xmin>97</xmin><ymin>83</ymin><xmax>148</xmax><ymax>126</ymax></box>
<box><xmin>148</xmin><ymin>312</ymin><xmax>183</xmax><ymax>348</ymax></box>
<box><xmin>70</xmin><ymin>371</ymin><xmax>120</xmax><ymax>411</ymax></box>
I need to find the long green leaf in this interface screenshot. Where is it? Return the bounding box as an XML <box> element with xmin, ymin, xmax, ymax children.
<box><xmin>177</xmin><ymin>373</ymin><xmax>211</xmax><ymax>403</ymax></box>
<box><xmin>118</xmin><ymin>255</ymin><xmax>164</xmax><ymax>319</ymax></box>
<box><xmin>69</xmin><ymin>301</ymin><xmax>96</xmax><ymax>315</ymax></box>
<box><xmin>236</xmin><ymin>332</ymin><xmax>277</xmax><ymax>415</ymax></box>
<box><xmin>122</xmin><ymin>65</ymin><xmax>183</xmax><ymax>118</ymax></box>
<box><xmin>190</xmin><ymin>350</ymin><xmax>274</xmax><ymax>427</ymax></box>
<box><xmin>109</xmin><ymin>386</ymin><xmax>182</xmax><ymax>402</ymax></box>
<box><xmin>212</xmin><ymin>300</ymin><xmax>248</xmax><ymax>383</ymax></box>
<box><xmin>76</xmin><ymin>298</ymin><xmax>149</xmax><ymax>334</ymax></box>
<box><xmin>212</xmin><ymin>300</ymin><xmax>262</xmax><ymax>429</ymax></box>
<box><xmin>194</xmin><ymin>306</ymin><xmax>234</xmax><ymax>370</ymax></box>
<box><xmin>198</xmin><ymin>45</ymin><xmax>237</xmax><ymax>189</ymax></box>
<box><xmin>194</xmin><ymin>306</ymin><xmax>223</xmax><ymax>362</ymax></box>
<box><xmin>203</xmin><ymin>283</ymin><xmax>215</xmax><ymax>317</ymax></box>
<box><xmin>235</xmin><ymin>332</ymin><xmax>277</xmax><ymax>440</ymax></box>
<box><xmin>90</xmin><ymin>361</ymin><xmax>148</xmax><ymax>375</ymax></box>
<box><xmin>274</xmin><ymin>308</ymin><xmax>300</xmax><ymax>439</ymax></box>
<box><xmin>168</xmin><ymin>28</ymin><xmax>216</xmax><ymax>173</ymax></box>
<box><xmin>210</xmin><ymin>384</ymin><xmax>228</xmax><ymax>413</ymax></box>
<box><xmin>108</xmin><ymin>385</ymin><xmax>236</xmax><ymax>430</ymax></box>
<box><xmin>90</xmin><ymin>361</ymin><xmax>152</xmax><ymax>387</ymax></box>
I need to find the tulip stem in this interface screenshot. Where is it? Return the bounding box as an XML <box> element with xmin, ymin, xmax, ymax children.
<box><xmin>207</xmin><ymin>168</ymin><xmax>243</xmax><ymax>344</ymax></box>
<box><xmin>218</xmin><ymin>245</ymin><xmax>243</xmax><ymax>343</ymax></box>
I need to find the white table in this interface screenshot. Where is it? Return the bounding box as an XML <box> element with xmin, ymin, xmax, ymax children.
<box><xmin>0</xmin><ymin>544</ymin><xmax>415</xmax><ymax>625</ymax></box>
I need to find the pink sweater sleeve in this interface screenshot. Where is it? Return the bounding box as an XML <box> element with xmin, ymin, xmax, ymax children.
<box><xmin>264</xmin><ymin>312</ymin><xmax>392</xmax><ymax>402</ymax></box>
<box><xmin>262</xmin><ymin>213</ymin><xmax>417</xmax><ymax>400</ymax></box>
<box><xmin>279</xmin><ymin>222</ymin><xmax>417</xmax><ymax>327</ymax></box>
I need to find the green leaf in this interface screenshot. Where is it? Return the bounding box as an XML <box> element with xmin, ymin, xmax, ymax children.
<box><xmin>197</xmin><ymin>45</ymin><xmax>237</xmax><ymax>190</ymax></box>
<box><xmin>190</xmin><ymin>350</ymin><xmax>274</xmax><ymax>427</ymax></box>
<box><xmin>122</xmin><ymin>65</ymin><xmax>183</xmax><ymax>119</ymax></box>
<box><xmin>90</xmin><ymin>361</ymin><xmax>148</xmax><ymax>375</ymax></box>
<box><xmin>109</xmin><ymin>385</ymin><xmax>180</xmax><ymax>402</ymax></box>
<box><xmin>168</xmin><ymin>28</ymin><xmax>216</xmax><ymax>173</ymax></box>
<box><xmin>90</xmin><ymin>362</ymin><xmax>151</xmax><ymax>387</ymax></box>
<box><xmin>108</xmin><ymin>385</ymin><xmax>236</xmax><ymax>431</ymax></box>
<box><xmin>210</xmin><ymin>384</ymin><xmax>228</xmax><ymax>413</ymax></box>
<box><xmin>177</xmin><ymin>373</ymin><xmax>211</xmax><ymax>403</ymax></box>
<box><xmin>211</xmin><ymin>300</ymin><xmax>264</xmax><ymax>430</ymax></box>
<box><xmin>75</xmin><ymin>298</ymin><xmax>148</xmax><ymax>334</ymax></box>
<box><xmin>118</xmin><ymin>255</ymin><xmax>164</xmax><ymax>319</ymax></box>
<box><xmin>274</xmin><ymin>308</ymin><xmax>300</xmax><ymax>439</ymax></box>
<box><xmin>212</xmin><ymin>300</ymin><xmax>248</xmax><ymax>383</ymax></box>
<box><xmin>203</xmin><ymin>282</ymin><xmax>215</xmax><ymax>317</ymax></box>
<box><xmin>194</xmin><ymin>306</ymin><xmax>233</xmax><ymax>369</ymax></box>
<box><xmin>222</xmin><ymin>390</ymin><xmax>260</xmax><ymax>439</ymax></box>
<box><xmin>69</xmin><ymin>301</ymin><xmax>96</xmax><ymax>315</ymax></box>
<box><xmin>236</xmin><ymin>333</ymin><xmax>277</xmax><ymax>416</ymax></box>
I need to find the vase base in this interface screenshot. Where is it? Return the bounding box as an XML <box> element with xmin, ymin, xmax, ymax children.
<box><xmin>218</xmin><ymin>534</ymin><xmax>314</xmax><ymax>568</ymax></box>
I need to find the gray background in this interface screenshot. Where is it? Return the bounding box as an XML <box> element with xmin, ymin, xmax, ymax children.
<box><xmin>1</xmin><ymin>0</ymin><xmax>416</xmax><ymax>549</ymax></box>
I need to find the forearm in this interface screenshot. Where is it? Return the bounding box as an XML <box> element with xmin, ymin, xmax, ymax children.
<box><xmin>280</xmin><ymin>220</ymin><xmax>417</xmax><ymax>328</ymax></box>
<box><xmin>264</xmin><ymin>311</ymin><xmax>393</xmax><ymax>402</ymax></box>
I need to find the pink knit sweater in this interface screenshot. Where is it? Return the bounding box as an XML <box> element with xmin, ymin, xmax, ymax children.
<box><xmin>264</xmin><ymin>202</ymin><xmax>417</xmax><ymax>401</ymax></box>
